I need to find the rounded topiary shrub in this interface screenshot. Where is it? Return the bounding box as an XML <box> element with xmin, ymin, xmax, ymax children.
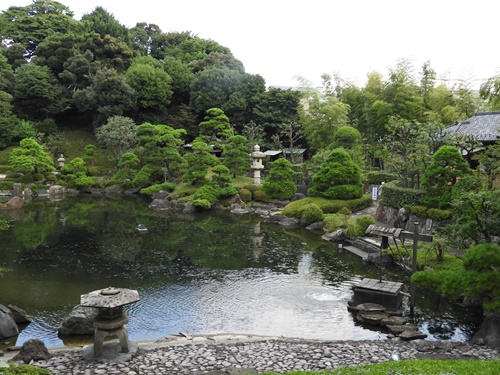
<box><xmin>253</xmin><ymin>189</ymin><xmax>268</xmax><ymax>202</ymax></box>
<box><xmin>18</xmin><ymin>174</ymin><xmax>33</xmax><ymax>183</ymax></box>
<box><xmin>262</xmin><ymin>158</ymin><xmax>297</xmax><ymax>200</ymax></box>
<box><xmin>302</xmin><ymin>203</ymin><xmax>324</xmax><ymax>224</ymax></box>
<box><xmin>238</xmin><ymin>188</ymin><xmax>252</xmax><ymax>203</ymax></box>
<box><xmin>308</xmin><ymin>148</ymin><xmax>363</xmax><ymax>200</ymax></box>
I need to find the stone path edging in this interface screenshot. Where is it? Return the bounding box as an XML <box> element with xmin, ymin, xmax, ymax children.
<box><xmin>4</xmin><ymin>335</ymin><xmax>499</xmax><ymax>375</ymax></box>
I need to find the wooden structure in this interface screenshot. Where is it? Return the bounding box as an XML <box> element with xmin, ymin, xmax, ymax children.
<box><xmin>353</xmin><ymin>278</ymin><xmax>404</xmax><ymax>310</ymax></box>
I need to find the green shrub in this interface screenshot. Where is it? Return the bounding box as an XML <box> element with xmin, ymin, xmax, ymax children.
<box><xmin>192</xmin><ymin>198</ymin><xmax>211</xmax><ymax>209</ymax></box>
<box><xmin>5</xmin><ymin>173</ymin><xmax>20</xmax><ymax>179</ymax></box>
<box><xmin>323</xmin><ymin>214</ymin><xmax>346</xmax><ymax>232</ymax></box>
<box><xmin>0</xmin><ymin>362</ymin><xmax>52</xmax><ymax>374</ymax></box>
<box><xmin>427</xmin><ymin>208</ymin><xmax>452</xmax><ymax>221</ymax></box>
<box><xmin>18</xmin><ymin>174</ymin><xmax>33</xmax><ymax>183</ymax></box>
<box><xmin>238</xmin><ymin>188</ymin><xmax>252</xmax><ymax>203</ymax></box>
<box><xmin>302</xmin><ymin>203</ymin><xmax>323</xmax><ymax>224</ymax></box>
<box><xmin>354</xmin><ymin>214</ymin><xmax>375</xmax><ymax>235</ymax></box>
<box><xmin>242</xmin><ymin>184</ymin><xmax>259</xmax><ymax>193</ymax></box>
<box><xmin>252</xmin><ymin>189</ymin><xmax>267</xmax><ymax>202</ymax></box>
<box><xmin>262</xmin><ymin>158</ymin><xmax>297</xmax><ymax>200</ymax></box>
<box><xmin>0</xmin><ymin>181</ymin><xmax>13</xmax><ymax>190</ymax></box>
<box><xmin>140</xmin><ymin>182</ymin><xmax>176</xmax><ymax>195</ymax></box>
<box><xmin>308</xmin><ymin>148</ymin><xmax>363</xmax><ymax>200</ymax></box>
<box><xmin>365</xmin><ymin>171</ymin><xmax>399</xmax><ymax>185</ymax></box>
<box><xmin>32</xmin><ymin>173</ymin><xmax>44</xmax><ymax>181</ymax></box>
<box><xmin>283</xmin><ymin>195</ymin><xmax>372</xmax><ymax>218</ymax></box>
<box><xmin>380</xmin><ymin>182</ymin><xmax>425</xmax><ymax>208</ymax></box>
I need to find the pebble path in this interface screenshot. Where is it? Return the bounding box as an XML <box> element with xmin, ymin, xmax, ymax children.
<box><xmin>8</xmin><ymin>336</ymin><xmax>499</xmax><ymax>375</ymax></box>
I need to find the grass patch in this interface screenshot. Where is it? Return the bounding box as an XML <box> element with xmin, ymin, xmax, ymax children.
<box><xmin>282</xmin><ymin>195</ymin><xmax>372</xmax><ymax>218</ymax></box>
<box><xmin>263</xmin><ymin>359</ymin><xmax>500</xmax><ymax>375</ymax></box>
<box><xmin>170</xmin><ymin>182</ymin><xmax>199</xmax><ymax>199</ymax></box>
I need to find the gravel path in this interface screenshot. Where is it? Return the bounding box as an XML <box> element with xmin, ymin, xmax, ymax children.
<box><xmin>6</xmin><ymin>335</ymin><xmax>499</xmax><ymax>375</ymax></box>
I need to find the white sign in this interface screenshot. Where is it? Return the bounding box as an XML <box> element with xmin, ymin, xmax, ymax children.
<box><xmin>371</xmin><ymin>186</ymin><xmax>378</xmax><ymax>201</ymax></box>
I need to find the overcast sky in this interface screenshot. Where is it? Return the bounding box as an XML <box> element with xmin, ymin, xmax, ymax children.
<box><xmin>3</xmin><ymin>0</ymin><xmax>500</xmax><ymax>88</ymax></box>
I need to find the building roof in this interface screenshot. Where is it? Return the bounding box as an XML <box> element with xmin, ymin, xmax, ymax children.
<box><xmin>446</xmin><ymin>112</ymin><xmax>500</xmax><ymax>143</ymax></box>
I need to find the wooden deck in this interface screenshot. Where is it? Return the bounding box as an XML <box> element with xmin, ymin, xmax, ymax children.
<box><xmin>355</xmin><ymin>278</ymin><xmax>403</xmax><ymax>295</ymax></box>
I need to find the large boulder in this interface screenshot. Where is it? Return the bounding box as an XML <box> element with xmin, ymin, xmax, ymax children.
<box><xmin>0</xmin><ymin>304</ymin><xmax>19</xmax><ymax>339</ymax></box>
<box><xmin>1</xmin><ymin>196</ymin><xmax>24</xmax><ymax>209</ymax></box>
<box><xmin>13</xmin><ymin>338</ymin><xmax>50</xmax><ymax>363</ymax></box>
<box><xmin>58</xmin><ymin>305</ymin><xmax>98</xmax><ymax>335</ymax></box>
<box><xmin>149</xmin><ymin>199</ymin><xmax>172</xmax><ymax>210</ymax></box>
<box><xmin>7</xmin><ymin>305</ymin><xmax>31</xmax><ymax>324</ymax></box>
<box><xmin>48</xmin><ymin>185</ymin><xmax>65</xmax><ymax>195</ymax></box>
<box><xmin>470</xmin><ymin>314</ymin><xmax>500</xmax><ymax>350</ymax></box>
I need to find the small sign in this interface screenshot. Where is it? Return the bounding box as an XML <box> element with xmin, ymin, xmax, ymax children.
<box><xmin>371</xmin><ymin>186</ymin><xmax>378</xmax><ymax>201</ymax></box>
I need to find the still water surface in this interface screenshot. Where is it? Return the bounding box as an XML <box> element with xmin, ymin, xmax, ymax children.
<box><xmin>0</xmin><ymin>196</ymin><xmax>481</xmax><ymax>347</ymax></box>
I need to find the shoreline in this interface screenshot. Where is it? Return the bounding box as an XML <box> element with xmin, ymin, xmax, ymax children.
<box><xmin>3</xmin><ymin>334</ymin><xmax>499</xmax><ymax>374</ymax></box>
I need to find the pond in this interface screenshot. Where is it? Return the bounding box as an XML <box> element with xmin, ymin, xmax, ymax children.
<box><xmin>0</xmin><ymin>195</ymin><xmax>482</xmax><ymax>348</ymax></box>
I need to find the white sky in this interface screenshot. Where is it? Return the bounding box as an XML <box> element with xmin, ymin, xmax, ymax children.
<box><xmin>3</xmin><ymin>0</ymin><xmax>500</xmax><ymax>88</ymax></box>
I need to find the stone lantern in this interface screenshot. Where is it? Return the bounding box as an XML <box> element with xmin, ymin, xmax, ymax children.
<box><xmin>250</xmin><ymin>144</ymin><xmax>265</xmax><ymax>185</ymax></box>
<box><xmin>57</xmin><ymin>154</ymin><xmax>66</xmax><ymax>169</ymax></box>
<box><xmin>80</xmin><ymin>287</ymin><xmax>140</xmax><ymax>357</ymax></box>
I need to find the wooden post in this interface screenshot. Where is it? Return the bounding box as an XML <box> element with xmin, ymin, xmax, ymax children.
<box><xmin>410</xmin><ymin>221</ymin><xmax>419</xmax><ymax>317</ymax></box>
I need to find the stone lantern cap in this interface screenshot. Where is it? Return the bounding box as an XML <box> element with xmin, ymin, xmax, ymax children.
<box><xmin>251</xmin><ymin>144</ymin><xmax>265</xmax><ymax>158</ymax></box>
<box><xmin>80</xmin><ymin>287</ymin><xmax>140</xmax><ymax>309</ymax></box>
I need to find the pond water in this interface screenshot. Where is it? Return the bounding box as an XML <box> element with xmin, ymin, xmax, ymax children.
<box><xmin>0</xmin><ymin>195</ymin><xmax>482</xmax><ymax>348</ymax></box>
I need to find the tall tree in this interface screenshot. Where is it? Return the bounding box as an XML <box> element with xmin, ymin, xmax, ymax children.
<box><xmin>198</xmin><ymin>108</ymin><xmax>233</xmax><ymax>147</ymax></box>
<box><xmin>95</xmin><ymin>115</ymin><xmax>138</xmax><ymax>162</ymax></box>
<box><xmin>81</xmin><ymin>7</ymin><xmax>130</xmax><ymax>44</ymax></box>
<box><xmin>73</xmin><ymin>67</ymin><xmax>136</xmax><ymax>128</ymax></box>
<box><xmin>136</xmin><ymin>122</ymin><xmax>187</xmax><ymax>181</ymax></box>
<box><xmin>125</xmin><ymin>56</ymin><xmax>173</xmax><ymax>123</ymax></box>
<box><xmin>13</xmin><ymin>63</ymin><xmax>66</xmax><ymax>120</ymax></box>
<box><xmin>221</xmin><ymin>135</ymin><xmax>251</xmax><ymax>177</ymax></box>
<box><xmin>0</xmin><ymin>0</ymin><xmax>76</xmax><ymax>58</ymax></box>
<box><xmin>0</xmin><ymin>91</ymin><xmax>19</xmax><ymax>149</ymax></box>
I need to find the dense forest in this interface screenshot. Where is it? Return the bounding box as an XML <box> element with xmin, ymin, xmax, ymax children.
<box><xmin>1</xmin><ymin>0</ymin><xmax>500</xmax><ymax>153</ymax></box>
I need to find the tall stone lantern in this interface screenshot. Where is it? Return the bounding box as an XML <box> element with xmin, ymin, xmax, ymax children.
<box><xmin>250</xmin><ymin>144</ymin><xmax>265</xmax><ymax>185</ymax></box>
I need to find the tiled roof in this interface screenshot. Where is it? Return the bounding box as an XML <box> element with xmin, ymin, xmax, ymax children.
<box><xmin>446</xmin><ymin>112</ymin><xmax>500</xmax><ymax>143</ymax></box>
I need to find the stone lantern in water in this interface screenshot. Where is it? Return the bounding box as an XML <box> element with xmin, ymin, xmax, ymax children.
<box><xmin>80</xmin><ymin>287</ymin><xmax>140</xmax><ymax>357</ymax></box>
<box><xmin>250</xmin><ymin>144</ymin><xmax>265</xmax><ymax>185</ymax></box>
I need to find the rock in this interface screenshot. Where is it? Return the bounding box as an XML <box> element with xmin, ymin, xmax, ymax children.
<box><xmin>321</xmin><ymin>229</ymin><xmax>345</xmax><ymax>242</ymax></box>
<box><xmin>279</xmin><ymin>217</ymin><xmax>300</xmax><ymax>227</ymax></box>
<box><xmin>7</xmin><ymin>305</ymin><xmax>31</xmax><ymax>324</ymax></box>
<box><xmin>48</xmin><ymin>185</ymin><xmax>66</xmax><ymax>195</ymax></box>
<box><xmin>349</xmin><ymin>303</ymin><xmax>386</xmax><ymax>313</ymax></box>
<box><xmin>1</xmin><ymin>196</ymin><xmax>24</xmax><ymax>209</ymax></box>
<box><xmin>306</xmin><ymin>221</ymin><xmax>324</xmax><ymax>231</ymax></box>
<box><xmin>13</xmin><ymin>338</ymin><xmax>50</xmax><ymax>363</ymax></box>
<box><xmin>149</xmin><ymin>199</ymin><xmax>172</xmax><ymax>210</ymax></box>
<box><xmin>182</xmin><ymin>201</ymin><xmax>197</xmax><ymax>214</ymax></box>
<box><xmin>58</xmin><ymin>305</ymin><xmax>98</xmax><ymax>335</ymax></box>
<box><xmin>36</xmin><ymin>189</ymin><xmax>49</xmax><ymax>197</ymax></box>
<box><xmin>380</xmin><ymin>316</ymin><xmax>408</xmax><ymax>327</ymax></box>
<box><xmin>104</xmin><ymin>185</ymin><xmax>125</xmax><ymax>194</ymax></box>
<box><xmin>291</xmin><ymin>193</ymin><xmax>306</xmax><ymax>202</ymax></box>
<box><xmin>231</xmin><ymin>208</ymin><xmax>250</xmax><ymax>214</ymax></box>
<box><xmin>386</xmin><ymin>324</ymin><xmax>417</xmax><ymax>334</ymax></box>
<box><xmin>125</xmin><ymin>188</ymin><xmax>140</xmax><ymax>195</ymax></box>
<box><xmin>398</xmin><ymin>330</ymin><xmax>428</xmax><ymax>340</ymax></box>
<box><xmin>393</xmin><ymin>207</ymin><xmax>409</xmax><ymax>229</ymax></box>
<box><xmin>89</xmin><ymin>188</ymin><xmax>104</xmax><ymax>194</ymax></box>
<box><xmin>470</xmin><ymin>313</ymin><xmax>500</xmax><ymax>350</ymax></box>
<box><xmin>254</xmin><ymin>208</ymin><xmax>270</xmax><ymax>217</ymax></box>
<box><xmin>357</xmin><ymin>312</ymin><xmax>391</xmax><ymax>325</ymax></box>
<box><xmin>229</xmin><ymin>194</ymin><xmax>246</xmax><ymax>208</ymax></box>
<box><xmin>0</xmin><ymin>304</ymin><xmax>18</xmax><ymax>339</ymax></box>
<box><xmin>151</xmin><ymin>190</ymin><xmax>169</xmax><ymax>200</ymax></box>
<box><xmin>265</xmin><ymin>214</ymin><xmax>284</xmax><ymax>224</ymax></box>
<box><xmin>12</xmin><ymin>183</ymin><xmax>22</xmax><ymax>196</ymax></box>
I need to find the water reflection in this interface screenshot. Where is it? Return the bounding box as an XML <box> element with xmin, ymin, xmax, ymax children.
<box><xmin>0</xmin><ymin>196</ymin><xmax>481</xmax><ymax>348</ymax></box>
